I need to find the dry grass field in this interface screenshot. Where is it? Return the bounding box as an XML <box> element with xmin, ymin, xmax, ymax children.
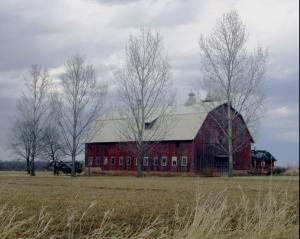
<box><xmin>0</xmin><ymin>172</ymin><xmax>298</xmax><ymax>239</ymax></box>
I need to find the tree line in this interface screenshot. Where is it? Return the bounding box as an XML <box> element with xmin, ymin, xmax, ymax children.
<box><xmin>0</xmin><ymin>160</ymin><xmax>49</xmax><ymax>171</ymax></box>
<box><xmin>9</xmin><ymin>57</ymin><xmax>106</xmax><ymax>176</ymax></box>
<box><xmin>8</xmin><ymin>11</ymin><xmax>267</xmax><ymax>177</ymax></box>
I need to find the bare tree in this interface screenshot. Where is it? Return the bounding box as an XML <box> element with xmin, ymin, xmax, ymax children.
<box><xmin>199</xmin><ymin>11</ymin><xmax>268</xmax><ymax>176</ymax></box>
<box><xmin>41</xmin><ymin>124</ymin><xmax>65</xmax><ymax>174</ymax></box>
<box><xmin>9</xmin><ymin>118</ymin><xmax>32</xmax><ymax>174</ymax></box>
<box><xmin>53</xmin><ymin>55</ymin><xmax>107</xmax><ymax>177</ymax></box>
<box><xmin>11</xmin><ymin>65</ymin><xmax>51</xmax><ymax>176</ymax></box>
<box><xmin>115</xmin><ymin>28</ymin><xmax>174</xmax><ymax>177</ymax></box>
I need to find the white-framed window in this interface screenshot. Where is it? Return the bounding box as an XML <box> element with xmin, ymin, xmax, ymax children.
<box><xmin>172</xmin><ymin>156</ymin><xmax>177</xmax><ymax>166</ymax></box>
<box><xmin>127</xmin><ymin>157</ymin><xmax>131</xmax><ymax>166</ymax></box>
<box><xmin>153</xmin><ymin>157</ymin><xmax>159</xmax><ymax>166</ymax></box>
<box><xmin>181</xmin><ymin>156</ymin><xmax>187</xmax><ymax>166</ymax></box>
<box><xmin>88</xmin><ymin>156</ymin><xmax>93</xmax><ymax>166</ymax></box>
<box><xmin>143</xmin><ymin>157</ymin><xmax>149</xmax><ymax>166</ymax></box>
<box><xmin>111</xmin><ymin>156</ymin><xmax>115</xmax><ymax>165</ymax></box>
<box><xmin>103</xmin><ymin>157</ymin><xmax>108</xmax><ymax>165</ymax></box>
<box><xmin>161</xmin><ymin>156</ymin><xmax>167</xmax><ymax>166</ymax></box>
<box><xmin>96</xmin><ymin>156</ymin><xmax>101</xmax><ymax>165</ymax></box>
<box><xmin>261</xmin><ymin>161</ymin><xmax>265</xmax><ymax>167</ymax></box>
<box><xmin>119</xmin><ymin>156</ymin><xmax>125</xmax><ymax>165</ymax></box>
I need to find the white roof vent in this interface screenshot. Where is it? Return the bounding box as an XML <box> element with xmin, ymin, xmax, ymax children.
<box><xmin>185</xmin><ymin>91</ymin><xmax>197</xmax><ymax>106</ymax></box>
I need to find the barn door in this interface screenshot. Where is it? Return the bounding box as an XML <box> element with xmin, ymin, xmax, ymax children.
<box><xmin>215</xmin><ymin>156</ymin><xmax>229</xmax><ymax>176</ymax></box>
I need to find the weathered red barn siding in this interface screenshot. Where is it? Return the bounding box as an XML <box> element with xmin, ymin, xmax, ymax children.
<box><xmin>191</xmin><ymin>105</ymin><xmax>252</xmax><ymax>173</ymax></box>
<box><xmin>85</xmin><ymin>141</ymin><xmax>194</xmax><ymax>172</ymax></box>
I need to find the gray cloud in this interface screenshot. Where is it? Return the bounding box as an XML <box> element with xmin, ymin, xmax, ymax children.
<box><xmin>108</xmin><ymin>0</ymin><xmax>206</xmax><ymax>28</ymax></box>
<box><xmin>0</xmin><ymin>0</ymin><xmax>298</xmax><ymax>166</ymax></box>
<box><xmin>93</xmin><ymin>0</ymin><xmax>139</xmax><ymax>5</ymax></box>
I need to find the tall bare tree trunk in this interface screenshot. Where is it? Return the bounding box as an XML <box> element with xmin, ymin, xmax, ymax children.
<box><xmin>227</xmin><ymin>103</ymin><xmax>233</xmax><ymax>177</ymax></box>
<box><xmin>30</xmin><ymin>159</ymin><xmax>35</xmax><ymax>176</ymax></box>
<box><xmin>137</xmin><ymin>158</ymin><xmax>142</xmax><ymax>177</ymax></box>
<box><xmin>71</xmin><ymin>151</ymin><xmax>76</xmax><ymax>177</ymax></box>
<box><xmin>136</xmin><ymin>145</ymin><xmax>142</xmax><ymax>177</ymax></box>
<box><xmin>71</xmin><ymin>120</ymin><xmax>77</xmax><ymax>177</ymax></box>
<box><xmin>26</xmin><ymin>157</ymin><xmax>30</xmax><ymax>174</ymax></box>
<box><xmin>30</xmin><ymin>148</ymin><xmax>36</xmax><ymax>176</ymax></box>
<box><xmin>30</xmin><ymin>133</ymin><xmax>36</xmax><ymax>176</ymax></box>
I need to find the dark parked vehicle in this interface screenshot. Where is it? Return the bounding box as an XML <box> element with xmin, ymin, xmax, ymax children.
<box><xmin>49</xmin><ymin>161</ymin><xmax>83</xmax><ymax>174</ymax></box>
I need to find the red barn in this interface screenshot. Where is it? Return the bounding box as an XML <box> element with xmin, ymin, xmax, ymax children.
<box><xmin>85</xmin><ymin>93</ymin><xmax>253</xmax><ymax>176</ymax></box>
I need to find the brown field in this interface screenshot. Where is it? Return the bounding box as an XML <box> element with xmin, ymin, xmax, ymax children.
<box><xmin>0</xmin><ymin>171</ymin><xmax>298</xmax><ymax>239</ymax></box>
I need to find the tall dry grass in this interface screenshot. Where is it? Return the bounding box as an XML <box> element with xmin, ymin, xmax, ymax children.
<box><xmin>172</xmin><ymin>188</ymin><xmax>298</xmax><ymax>239</ymax></box>
<box><xmin>282</xmin><ymin>167</ymin><xmax>299</xmax><ymax>176</ymax></box>
<box><xmin>0</xmin><ymin>186</ymin><xmax>298</xmax><ymax>239</ymax></box>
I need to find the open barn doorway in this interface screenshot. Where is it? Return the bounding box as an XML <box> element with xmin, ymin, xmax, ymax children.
<box><xmin>215</xmin><ymin>155</ymin><xmax>229</xmax><ymax>176</ymax></box>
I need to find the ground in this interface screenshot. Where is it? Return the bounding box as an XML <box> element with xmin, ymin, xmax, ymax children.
<box><xmin>0</xmin><ymin>171</ymin><xmax>298</xmax><ymax>238</ymax></box>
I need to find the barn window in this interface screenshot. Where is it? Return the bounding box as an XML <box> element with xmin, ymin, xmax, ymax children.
<box><xmin>88</xmin><ymin>157</ymin><xmax>93</xmax><ymax>166</ymax></box>
<box><xmin>103</xmin><ymin>157</ymin><xmax>108</xmax><ymax>165</ymax></box>
<box><xmin>153</xmin><ymin>157</ymin><xmax>159</xmax><ymax>166</ymax></box>
<box><xmin>119</xmin><ymin>156</ymin><xmax>125</xmax><ymax>165</ymax></box>
<box><xmin>181</xmin><ymin>156</ymin><xmax>188</xmax><ymax>166</ymax></box>
<box><xmin>261</xmin><ymin>161</ymin><xmax>265</xmax><ymax>167</ymax></box>
<box><xmin>161</xmin><ymin>156</ymin><xmax>167</xmax><ymax>166</ymax></box>
<box><xmin>96</xmin><ymin>156</ymin><xmax>101</xmax><ymax>165</ymax></box>
<box><xmin>145</xmin><ymin>118</ymin><xmax>157</xmax><ymax>130</ymax></box>
<box><xmin>172</xmin><ymin>157</ymin><xmax>177</xmax><ymax>166</ymax></box>
<box><xmin>145</xmin><ymin>122</ymin><xmax>151</xmax><ymax>129</ymax></box>
<box><xmin>143</xmin><ymin>157</ymin><xmax>149</xmax><ymax>166</ymax></box>
<box><xmin>127</xmin><ymin>157</ymin><xmax>131</xmax><ymax>166</ymax></box>
<box><xmin>111</xmin><ymin>156</ymin><xmax>115</xmax><ymax>165</ymax></box>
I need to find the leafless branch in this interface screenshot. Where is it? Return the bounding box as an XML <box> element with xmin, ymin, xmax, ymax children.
<box><xmin>198</xmin><ymin>11</ymin><xmax>268</xmax><ymax>176</ymax></box>
<box><xmin>52</xmin><ymin>55</ymin><xmax>107</xmax><ymax>176</ymax></box>
<box><xmin>115</xmin><ymin>27</ymin><xmax>174</xmax><ymax>177</ymax></box>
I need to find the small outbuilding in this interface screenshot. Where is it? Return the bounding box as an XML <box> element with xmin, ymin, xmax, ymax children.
<box><xmin>251</xmin><ymin>149</ymin><xmax>277</xmax><ymax>174</ymax></box>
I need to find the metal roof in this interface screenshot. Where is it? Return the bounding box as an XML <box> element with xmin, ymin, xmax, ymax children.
<box><xmin>251</xmin><ymin>150</ymin><xmax>277</xmax><ymax>162</ymax></box>
<box><xmin>86</xmin><ymin>103</ymin><xmax>220</xmax><ymax>143</ymax></box>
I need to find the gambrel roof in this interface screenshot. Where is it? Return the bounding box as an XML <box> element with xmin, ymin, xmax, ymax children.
<box><xmin>86</xmin><ymin>103</ymin><xmax>221</xmax><ymax>143</ymax></box>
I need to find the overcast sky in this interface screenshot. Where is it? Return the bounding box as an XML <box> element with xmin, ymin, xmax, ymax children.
<box><xmin>0</xmin><ymin>0</ymin><xmax>298</xmax><ymax>166</ymax></box>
